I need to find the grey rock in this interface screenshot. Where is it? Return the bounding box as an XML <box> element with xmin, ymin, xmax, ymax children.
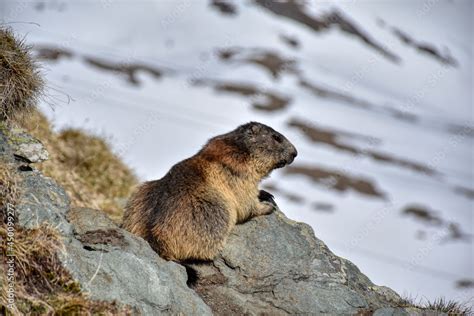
<box><xmin>16</xmin><ymin>169</ymin><xmax>72</xmax><ymax>235</ymax></box>
<box><xmin>15</xmin><ymin>140</ymin><xmax>49</xmax><ymax>163</ymax></box>
<box><xmin>1</xmin><ymin>128</ymin><xmax>71</xmax><ymax>235</ymax></box>
<box><xmin>0</xmin><ymin>128</ymin><xmax>15</xmax><ymax>163</ymax></box>
<box><xmin>8</xmin><ymin>128</ymin><xmax>49</xmax><ymax>163</ymax></box>
<box><xmin>62</xmin><ymin>207</ymin><xmax>212</xmax><ymax>315</ymax></box>
<box><xmin>373</xmin><ymin>307</ymin><xmax>403</xmax><ymax>316</ymax></box>
<box><xmin>187</xmin><ymin>210</ymin><xmax>404</xmax><ymax>315</ymax></box>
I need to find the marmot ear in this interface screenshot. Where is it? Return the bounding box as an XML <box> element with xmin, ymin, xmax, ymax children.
<box><xmin>250</xmin><ymin>124</ymin><xmax>260</xmax><ymax>134</ymax></box>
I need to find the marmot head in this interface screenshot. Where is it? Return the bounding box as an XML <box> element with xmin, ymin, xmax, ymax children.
<box><xmin>219</xmin><ymin>122</ymin><xmax>298</xmax><ymax>176</ymax></box>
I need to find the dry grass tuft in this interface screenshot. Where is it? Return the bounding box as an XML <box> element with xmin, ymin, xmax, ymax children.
<box><xmin>19</xmin><ymin>109</ymin><xmax>137</xmax><ymax>222</ymax></box>
<box><xmin>0</xmin><ymin>27</ymin><xmax>44</xmax><ymax>123</ymax></box>
<box><xmin>0</xmin><ymin>163</ymin><xmax>19</xmax><ymax>222</ymax></box>
<box><xmin>423</xmin><ymin>298</ymin><xmax>472</xmax><ymax>315</ymax></box>
<box><xmin>399</xmin><ymin>296</ymin><xmax>472</xmax><ymax>315</ymax></box>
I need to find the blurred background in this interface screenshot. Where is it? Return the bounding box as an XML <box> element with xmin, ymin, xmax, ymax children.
<box><xmin>2</xmin><ymin>0</ymin><xmax>472</xmax><ymax>304</ymax></box>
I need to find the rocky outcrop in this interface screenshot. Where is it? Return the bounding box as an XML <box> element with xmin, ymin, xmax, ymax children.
<box><xmin>1</xmin><ymin>127</ymin><xmax>212</xmax><ymax>315</ymax></box>
<box><xmin>61</xmin><ymin>207</ymin><xmax>211</xmax><ymax>315</ymax></box>
<box><xmin>1</xmin><ymin>127</ymin><xmax>434</xmax><ymax>315</ymax></box>
<box><xmin>185</xmin><ymin>211</ymin><xmax>414</xmax><ymax>315</ymax></box>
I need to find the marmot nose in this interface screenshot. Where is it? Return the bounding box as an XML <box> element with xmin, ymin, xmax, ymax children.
<box><xmin>289</xmin><ymin>148</ymin><xmax>297</xmax><ymax>163</ymax></box>
<box><xmin>292</xmin><ymin>149</ymin><xmax>298</xmax><ymax>159</ymax></box>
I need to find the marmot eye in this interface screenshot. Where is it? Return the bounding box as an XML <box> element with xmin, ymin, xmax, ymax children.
<box><xmin>272</xmin><ymin>134</ymin><xmax>283</xmax><ymax>143</ymax></box>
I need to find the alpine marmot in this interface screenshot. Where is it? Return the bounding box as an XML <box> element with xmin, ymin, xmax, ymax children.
<box><xmin>122</xmin><ymin>122</ymin><xmax>297</xmax><ymax>261</ymax></box>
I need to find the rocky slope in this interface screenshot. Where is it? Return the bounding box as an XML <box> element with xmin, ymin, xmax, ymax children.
<box><xmin>6</xmin><ymin>1</ymin><xmax>472</xmax><ymax>300</ymax></box>
<box><xmin>1</xmin><ymin>126</ymin><xmax>440</xmax><ymax>315</ymax></box>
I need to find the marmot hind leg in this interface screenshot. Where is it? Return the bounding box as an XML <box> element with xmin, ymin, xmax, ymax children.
<box><xmin>152</xmin><ymin>197</ymin><xmax>231</xmax><ymax>261</ymax></box>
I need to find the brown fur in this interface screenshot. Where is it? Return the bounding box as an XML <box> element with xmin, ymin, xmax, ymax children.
<box><xmin>122</xmin><ymin>122</ymin><xmax>297</xmax><ymax>261</ymax></box>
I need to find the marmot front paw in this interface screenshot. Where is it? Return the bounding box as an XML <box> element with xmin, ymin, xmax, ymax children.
<box><xmin>257</xmin><ymin>189</ymin><xmax>278</xmax><ymax>215</ymax></box>
<box><xmin>258</xmin><ymin>189</ymin><xmax>276</xmax><ymax>205</ymax></box>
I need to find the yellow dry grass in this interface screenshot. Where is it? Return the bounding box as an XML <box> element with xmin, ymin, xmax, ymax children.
<box><xmin>399</xmin><ymin>296</ymin><xmax>472</xmax><ymax>315</ymax></box>
<box><xmin>19</xmin><ymin>109</ymin><xmax>137</xmax><ymax>222</ymax></box>
<box><xmin>0</xmin><ymin>27</ymin><xmax>44</xmax><ymax>122</ymax></box>
<box><xmin>0</xmin><ymin>163</ymin><xmax>19</xmax><ymax>218</ymax></box>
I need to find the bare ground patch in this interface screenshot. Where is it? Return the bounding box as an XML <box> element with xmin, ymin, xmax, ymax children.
<box><xmin>194</xmin><ymin>79</ymin><xmax>291</xmax><ymax>112</ymax></box>
<box><xmin>210</xmin><ymin>0</ymin><xmax>238</xmax><ymax>16</ymax></box>
<box><xmin>83</xmin><ymin>56</ymin><xmax>163</xmax><ymax>86</ymax></box>
<box><xmin>254</xmin><ymin>0</ymin><xmax>400</xmax><ymax>63</ymax></box>
<box><xmin>218</xmin><ymin>47</ymin><xmax>297</xmax><ymax>79</ymax></box>
<box><xmin>299</xmin><ymin>79</ymin><xmax>419</xmax><ymax>123</ymax></box>
<box><xmin>285</xmin><ymin>164</ymin><xmax>386</xmax><ymax>199</ymax></box>
<box><xmin>402</xmin><ymin>204</ymin><xmax>472</xmax><ymax>243</ymax></box>
<box><xmin>289</xmin><ymin>119</ymin><xmax>437</xmax><ymax>176</ymax></box>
